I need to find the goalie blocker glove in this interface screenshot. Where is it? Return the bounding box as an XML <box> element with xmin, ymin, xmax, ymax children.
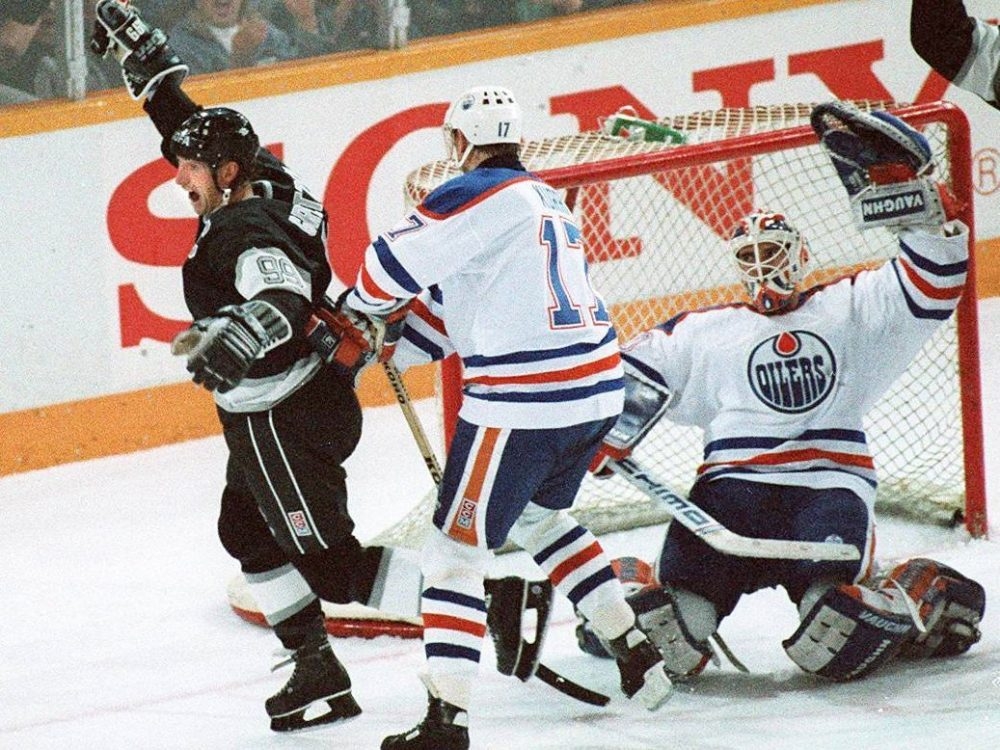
<box><xmin>810</xmin><ymin>101</ymin><xmax>965</xmax><ymax>231</ymax></box>
<box><xmin>91</xmin><ymin>0</ymin><xmax>188</xmax><ymax>100</ymax></box>
<box><xmin>590</xmin><ymin>358</ymin><xmax>672</xmax><ymax>476</ymax></box>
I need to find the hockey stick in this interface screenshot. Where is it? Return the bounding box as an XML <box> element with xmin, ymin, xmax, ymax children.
<box><xmin>535</xmin><ymin>664</ymin><xmax>609</xmax><ymax>707</ymax></box>
<box><xmin>609</xmin><ymin>457</ymin><xmax>861</xmax><ymax>561</ymax></box>
<box><xmin>381</xmin><ymin>361</ymin><xmax>444</xmax><ymax>485</ymax></box>
<box><xmin>382</xmin><ymin>361</ymin><xmax>611</xmax><ymax>707</ymax></box>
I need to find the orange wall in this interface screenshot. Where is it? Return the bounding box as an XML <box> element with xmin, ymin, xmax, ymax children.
<box><xmin>0</xmin><ymin>363</ymin><xmax>438</xmax><ymax>476</ymax></box>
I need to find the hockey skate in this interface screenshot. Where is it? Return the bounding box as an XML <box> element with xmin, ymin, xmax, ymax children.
<box><xmin>265</xmin><ymin>633</ymin><xmax>361</xmax><ymax>732</ymax></box>
<box><xmin>607</xmin><ymin>627</ymin><xmax>673</xmax><ymax>710</ymax></box>
<box><xmin>381</xmin><ymin>693</ymin><xmax>470</xmax><ymax>750</ymax></box>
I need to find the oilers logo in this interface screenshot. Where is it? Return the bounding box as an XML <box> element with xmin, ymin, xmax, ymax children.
<box><xmin>747</xmin><ymin>330</ymin><xmax>836</xmax><ymax>413</ymax></box>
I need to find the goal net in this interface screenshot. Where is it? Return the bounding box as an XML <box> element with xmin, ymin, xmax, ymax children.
<box><xmin>228</xmin><ymin>100</ymin><xmax>986</xmax><ymax>639</ymax></box>
<box><xmin>381</xmin><ymin>99</ymin><xmax>986</xmax><ymax>548</ymax></box>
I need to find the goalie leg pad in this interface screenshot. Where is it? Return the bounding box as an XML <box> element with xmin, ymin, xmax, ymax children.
<box><xmin>576</xmin><ymin>585</ymin><xmax>715</xmax><ymax>679</ymax></box>
<box><xmin>879</xmin><ymin>558</ymin><xmax>985</xmax><ymax>658</ymax></box>
<box><xmin>629</xmin><ymin>586</ymin><xmax>714</xmax><ymax>679</ymax></box>
<box><xmin>485</xmin><ymin>576</ymin><xmax>554</xmax><ymax>681</ymax></box>
<box><xmin>783</xmin><ymin>584</ymin><xmax>914</xmax><ymax>680</ymax></box>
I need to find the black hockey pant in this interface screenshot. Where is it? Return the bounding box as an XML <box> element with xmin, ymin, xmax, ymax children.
<box><xmin>216</xmin><ymin>365</ymin><xmax>384</xmax><ymax>606</ymax></box>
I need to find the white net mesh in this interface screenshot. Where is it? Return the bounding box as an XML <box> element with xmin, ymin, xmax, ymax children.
<box><xmin>375</xmin><ymin>101</ymin><xmax>972</xmax><ymax>552</ymax></box>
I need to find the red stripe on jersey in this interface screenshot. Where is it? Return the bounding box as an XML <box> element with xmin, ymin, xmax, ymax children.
<box><xmin>897</xmin><ymin>257</ymin><xmax>963</xmax><ymax>300</ymax></box>
<box><xmin>416</xmin><ymin>175</ymin><xmax>537</xmax><ymax>221</ymax></box>
<box><xmin>464</xmin><ymin>352</ymin><xmax>622</xmax><ymax>386</ymax></box>
<box><xmin>548</xmin><ymin>541</ymin><xmax>603</xmax><ymax>586</ymax></box>
<box><xmin>698</xmin><ymin>448</ymin><xmax>876</xmax><ymax>474</ymax></box>
<box><xmin>359</xmin><ymin>264</ymin><xmax>395</xmax><ymax>302</ymax></box>
<box><xmin>411</xmin><ymin>296</ymin><xmax>447</xmax><ymax>336</ymax></box>
<box><xmin>422</xmin><ymin>613</ymin><xmax>488</xmax><ymax>638</ymax></box>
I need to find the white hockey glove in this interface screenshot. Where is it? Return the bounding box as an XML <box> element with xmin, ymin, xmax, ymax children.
<box><xmin>171</xmin><ymin>300</ymin><xmax>292</xmax><ymax>393</ymax></box>
<box><xmin>90</xmin><ymin>0</ymin><xmax>188</xmax><ymax>100</ymax></box>
<box><xmin>590</xmin><ymin>359</ymin><xmax>673</xmax><ymax>477</ymax></box>
<box><xmin>810</xmin><ymin>101</ymin><xmax>964</xmax><ymax>231</ymax></box>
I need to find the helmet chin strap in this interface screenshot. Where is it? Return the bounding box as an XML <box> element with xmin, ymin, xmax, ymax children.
<box><xmin>211</xmin><ymin>165</ymin><xmax>233</xmax><ymax>208</ymax></box>
<box><xmin>455</xmin><ymin>142</ymin><xmax>475</xmax><ymax>169</ymax></box>
<box><xmin>447</xmin><ymin>129</ymin><xmax>475</xmax><ymax>169</ymax></box>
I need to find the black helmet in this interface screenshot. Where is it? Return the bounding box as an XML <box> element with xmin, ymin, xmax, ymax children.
<box><xmin>170</xmin><ymin>107</ymin><xmax>259</xmax><ymax>178</ymax></box>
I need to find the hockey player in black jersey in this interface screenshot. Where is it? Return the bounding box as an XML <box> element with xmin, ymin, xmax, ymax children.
<box><xmin>911</xmin><ymin>0</ymin><xmax>1000</xmax><ymax>111</ymax></box>
<box><xmin>90</xmin><ymin>0</ymin><xmax>426</xmax><ymax>733</ymax></box>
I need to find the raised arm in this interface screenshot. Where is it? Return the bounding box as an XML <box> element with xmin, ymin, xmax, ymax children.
<box><xmin>911</xmin><ymin>0</ymin><xmax>1000</xmax><ymax>108</ymax></box>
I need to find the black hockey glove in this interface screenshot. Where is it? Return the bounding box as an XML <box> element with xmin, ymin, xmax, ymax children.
<box><xmin>172</xmin><ymin>300</ymin><xmax>292</xmax><ymax>394</ymax></box>
<box><xmin>91</xmin><ymin>0</ymin><xmax>188</xmax><ymax>100</ymax></box>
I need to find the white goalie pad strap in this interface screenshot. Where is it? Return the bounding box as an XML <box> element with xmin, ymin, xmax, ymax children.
<box><xmin>783</xmin><ymin>584</ymin><xmax>914</xmax><ymax>680</ymax></box>
<box><xmin>367</xmin><ymin>546</ymin><xmax>423</xmax><ymax>618</ymax></box>
<box><xmin>603</xmin><ymin>359</ymin><xmax>673</xmax><ymax>452</ymax></box>
<box><xmin>629</xmin><ymin>586</ymin><xmax>714</xmax><ymax>678</ymax></box>
<box><xmin>244</xmin><ymin>564</ymin><xmax>316</xmax><ymax>626</ymax></box>
<box><xmin>850</xmin><ymin>179</ymin><xmax>947</xmax><ymax>231</ymax></box>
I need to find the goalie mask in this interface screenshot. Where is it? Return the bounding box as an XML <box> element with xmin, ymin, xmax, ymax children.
<box><xmin>170</xmin><ymin>107</ymin><xmax>260</xmax><ymax>181</ymax></box>
<box><xmin>730</xmin><ymin>211</ymin><xmax>809</xmax><ymax>314</ymax></box>
<box><xmin>442</xmin><ymin>85</ymin><xmax>522</xmax><ymax>167</ymax></box>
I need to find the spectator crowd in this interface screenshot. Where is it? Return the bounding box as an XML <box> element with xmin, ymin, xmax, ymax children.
<box><xmin>1</xmin><ymin>0</ymin><xmax>649</xmax><ymax>106</ymax></box>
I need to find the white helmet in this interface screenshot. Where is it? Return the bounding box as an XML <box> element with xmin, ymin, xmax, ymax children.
<box><xmin>729</xmin><ymin>210</ymin><xmax>809</xmax><ymax>314</ymax></box>
<box><xmin>442</xmin><ymin>85</ymin><xmax>522</xmax><ymax>167</ymax></box>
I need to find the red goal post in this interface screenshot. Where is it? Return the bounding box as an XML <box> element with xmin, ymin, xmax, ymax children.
<box><xmin>401</xmin><ymin>100</ymin><xmax>987</xmax><ymax>541</ymax></box>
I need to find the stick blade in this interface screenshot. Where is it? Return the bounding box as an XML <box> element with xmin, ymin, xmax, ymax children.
<box><xmin>535</xmin><ymin>664</ymin><xmax>610</xmax><ymax>707</ymax></box>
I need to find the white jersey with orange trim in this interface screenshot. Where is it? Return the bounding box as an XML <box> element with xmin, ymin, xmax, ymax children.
<box><xmin>347</xmin><ymin>163</ymin><xmax>624</xmax><ymax>429</ymax></box>
<box><xmin>620</xmin><ymin>223</ymin><xmax>970</xmax><ymax>508</ymax></box>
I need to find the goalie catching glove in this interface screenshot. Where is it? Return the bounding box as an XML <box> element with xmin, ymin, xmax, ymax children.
<box><xmin>171</xmin><ymin>299</ymin><xmax>292</xmax><ymax>393</ymax></box>
<box><xmin>304</xmin><ymin>291</ymin><xmax>409</xmax><ymax>378</ymax></box>
<box><xmin>810</xmin><ymin>101</ymin><xmax>964</xmax><ymax>231</ymax></box>
<box><xmin>90</xmin><ymin>0</ymin><xmax>188</xmax><ymax>100</ymax></box>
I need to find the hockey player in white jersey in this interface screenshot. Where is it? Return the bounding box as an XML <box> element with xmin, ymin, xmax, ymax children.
<box><xmin>324</xmin><ymin>85</ymin><xmax>673</xmax><ymax>749</ymax></box>
<box><xmin>577</xmin><ymin>102</ymin><xmax>985</xmax><ymax>682</ymax></box>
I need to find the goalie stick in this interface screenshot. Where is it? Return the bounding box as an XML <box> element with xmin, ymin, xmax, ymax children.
<box><xmin>608</xmin><ymin>457</ymin><xmax>861</xmax><ymax>562</ymax></box>
<box><xmin>381</xmin><ymin>360</ymin><xmax>610</xmax><ymax>707</ymax></box>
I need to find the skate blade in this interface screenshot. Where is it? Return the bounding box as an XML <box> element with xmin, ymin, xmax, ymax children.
<box><xmin>634</xmin><ymin>666</ymin><xmax>673</xmax><ymax>711</ymax></box>
<box><xmin>270</xmin><ymin>692</ymin><xmax>362</xmax><ymax>732</ymax></box>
